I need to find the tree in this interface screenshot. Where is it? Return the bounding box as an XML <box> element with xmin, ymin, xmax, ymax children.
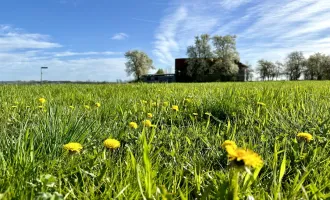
<box><xmin>256</xmin><ymin>60</ymin><xmax>267</xmax><ymax>81</ymax></box>
<box><xmin>322</xmin><ymin>55</ymin><xmax>330</xmax><ymax>80</ymax></box>
<box><xmin>155</xmin><ymin>69</ymin><xmax>165</xmax><ymax>75</ymax></box>
<box><xmin>284</xmin><ymin>51</ymin><xmax>305</xmax><ymax>80</ymax></box>
<box><xmin>244</xmin><ymin>61</ymin><xmax>254</xmax><ymax>81</ymax></box>
<box><xmin>186</xmin><ymin>34</ymin><xmax>240</xmax><ymax>81</ymax></box>
<box><xmin>305</xmin><ymin>53</ymin><xmax>330</xmax><ymax>80</ymax></box>
<box><xmin>274</xmin><ymin>61</ymin><xmax>284</xmax><ymax>80</ymax></box>
<box><xmin>212</xmin><ymin>35</ymin><xmax>240</xmax><ymax>75</ymax></box>
<box><xmin>257</xmin><ymin>59</ymin><xmax>276</xmax><ymax>81</ymax></box>
<box><xmin>186</xmin><ymin>34</ymin><xmax>213</xmax><ymax>80</ymax></box>
<box><xmin>125</xmin><ymin>50</ymin><xmax>154</xmax><ymax>80</ymax></box>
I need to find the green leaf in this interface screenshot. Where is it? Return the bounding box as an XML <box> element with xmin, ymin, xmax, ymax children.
<box><xmin>279</xmin><ymin>153</ymin><xmax>286</xmax><ymax>183</ymax></box>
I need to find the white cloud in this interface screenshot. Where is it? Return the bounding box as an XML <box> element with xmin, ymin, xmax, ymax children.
<box><xmin>0</xmin><ymin>49</ymin><xmax>128</xmax><ymax>81</ymax></box>
<box><xmin>0</xmin><ymin>25</ymin><xmax>61</xmax><ymax>51</ymax></box>
<box><xmin>153</xmin><ymin>6</ymin><xmax>188</xmax><ymax>66</ymax></box>
<box><xmin>153</xmin><ymin>0</ymin><xmax>330</xmax><ymax>72</ymax></box>
<box><xmin>0</xmin><ymin>25</ymin><xmax>11</xmax><ymax>31</ymax></box>
<box><xmin>0</xmin><ymin>25</ymin><xmax>128</xmax><ymax>81</ymax></box>
<box><xmin>0</xmin><ymin>37</ymin><xmax>61</xmax><ymax>51</ymax></box>
<box><xmin>111</xmin><ymin>33</ymin><xmax>129</xmax><ymax>40</ymax></box>
<box><xmin>0</xmin><ymin>55</ymin><xmax>128</xmax><ymax>81</ymax></box>
<box><xmin>240</xmin><ymin>0</ymin><xmax>330</xmax><ymax>38</ymax></box>
<box><xmin>220</xmin><ymin>0</ymin><xmax>252</xmax><ymax>9</ymax></box>
<box><xmin>47</xmin><ymin>51</ymin><xmax>123</xmax><ymax>57</ymax></box>
<box><xmin>153</xmin><ymin>3</ymin><xmax>218</xmax><ymax>70</ymax></box>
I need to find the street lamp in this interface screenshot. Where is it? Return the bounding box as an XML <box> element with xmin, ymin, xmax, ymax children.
<box><xmin>40</xmin><ymin>67</ymin><xmax>48</xmax><ymax>84</ymax></box>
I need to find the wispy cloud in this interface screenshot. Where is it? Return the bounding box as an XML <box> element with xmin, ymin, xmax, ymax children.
<box><xmin>132</xmin><ymin>18</ymin><xmax>159</xmax><ymax>24</ymax></box>
<box><xmin>47</xmin><ymin>51</ymin><xmax>123</xmax><ymax>57</ymax></box>
<box><xmin>153</xmin><ymin>2</ymin><xmax>220</xmax><ymax>69</ymax></box>
<box><xmin>0</xmin><ymin>49</ymin><xmax>128</xmax><ymax>81</ymax></box>
<box><xmin>0</xmin><ymin>25</ymin><xmax>128</xmax><ymax>81</ymax></box>
<box><xmin>153</xmin><ymin>6</ymin><xmax>188</xmax><ymax>66</ymax></box>
<box><xmin>153</xmin><ymin>0</ymin><xmax>330</xmax><ymax>70</ymax></box>
<box><xmin>219</xmin><ymin>0</ymin><xmax>253</xmax><ymax>9</ymax></box>
<box><xmin>0</xmin><ymin>25</ymin><xmax>61</xmax><ymax>51</ymax></box>
<box><xmin>0</xmin><ymin>56</ymin><xmax>127</xmax><ymax>81</ymax></box>
<box><xmin>111</xmin><ymin>33</ymin><xmax>129</xmax><ymax>40</ymax></box>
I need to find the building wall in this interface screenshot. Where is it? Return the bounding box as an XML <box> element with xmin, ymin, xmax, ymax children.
<box><xmin>142</xmin><ymin>75</ymin><xmax>175</xmax><ymax>83</ymax></box>
<box><xmin>175</xmin><ymin>58</ymin><xmax>194</xmax><ymax>82</ymax></box>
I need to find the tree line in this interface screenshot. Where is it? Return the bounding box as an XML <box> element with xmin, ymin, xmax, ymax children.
<box><xmin>123</xmin><ymin>34</ymin><xmax>330</xmax><ymax>82</ymax></box>
<box><xmin>124</xmin><ymin>34</ymin><xmax>244</xmax><ymax>81</ymax></box>
<box><xmin>256</xmin><ymin>52</ymin><xmax>330</xmax><ymax>81</ymax></box>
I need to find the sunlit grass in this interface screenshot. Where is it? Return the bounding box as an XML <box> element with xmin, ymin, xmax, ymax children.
<box><xmin>0</xmin><ymin>81</ymin><xmax>329</xmax><ymax>199</ymax></box>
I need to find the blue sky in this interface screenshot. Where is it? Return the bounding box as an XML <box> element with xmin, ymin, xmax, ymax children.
<box><xmin>1</xmin><ymin>0</ymin><xmax>330</xmax><ymax>81</ymax></box>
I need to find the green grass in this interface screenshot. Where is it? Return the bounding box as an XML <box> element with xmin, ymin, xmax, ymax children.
<box><xmin>0</xmin><ymin>81</ymin><xmax>330</xmax><ymax>199</ymax></box>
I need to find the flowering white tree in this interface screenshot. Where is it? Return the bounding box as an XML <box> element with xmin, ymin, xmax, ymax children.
<box><xmin>125</xmin><ymin>50</ymin><xmax>154</xmax><ymax>80</ymax></box>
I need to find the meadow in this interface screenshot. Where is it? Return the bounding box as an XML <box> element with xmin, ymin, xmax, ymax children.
<box><xmin>0</xmin><ymin>81</ymin><xmax>329</xmax><ymax>199</ymax></box>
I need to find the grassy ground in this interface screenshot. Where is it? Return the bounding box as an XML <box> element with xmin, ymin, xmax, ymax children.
<box><xmin>0</xmin><ymin>81</ymin><xmax>329</xmax><ymax>199</ymax></box>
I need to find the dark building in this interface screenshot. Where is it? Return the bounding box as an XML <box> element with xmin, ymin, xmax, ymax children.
<box><xmin>141</xmin><ymin>74</ymin><xmax>175</xmax><ymax>83</ymax></box>
<box><xmin>175</xmin><ymin>58</ymin><xmax>248</xmax><ymax>82</ymax></box>
<box><xmin>236</xmin><ymin>61</ymin><xmax>249</xmax><ymax>82</ymax></box>
<box><xmin>175</xmin><ymin>58</ymin><xmax>194</xmax><ymax>82</ymax></box>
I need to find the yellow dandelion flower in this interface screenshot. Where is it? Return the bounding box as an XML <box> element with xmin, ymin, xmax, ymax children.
<box><xmin>129</xmin><ymin>122</ymin><xmax>138</xmax><ymax>129</ymax></box>
<box><xmin>257</xmin><ymin>102</ymin><xmax>266</xmax><ymax>106</ymax></box>
<box><xmin>84</xmin><ymin>105</ymin><xmax>90</xmax><ymax>109</ymax></box>
<box><xmin>184</xmin><ymin>98</ymin><xmax>192</xmax><ymax>104</ymax></box>
<box><xmin>39</xmin><ymin>98</ymin><xmax>46</xmax><ymax>104</ymax></box>
<box><xmin>163</xmin><ymin>102</ymin><xmax>169</xmax><ymax>107</ymax></box>
<box><xmin>143</xmin><ymin>119</ymin><xmax>152</xmax><ymax>127</ymax></box>
<box><xmin>221</xmin><ymin>140</ymin><xmax>237</xmax><ymax>150</ymax></box>
<box><xmin>63</xmin><ymin>142</ymin><xmax>83</xmax><ymax>153</ymax></box>
<box><xmin>225</xmin><ymin>147</ymin><xmax>263</xmax><ymax>168</ymax></box>
<box><xmin>172</xmin><ymin>105</ymin><xmax>179</xmax><ymax>111</ymax></box>
<box><xmin>69</xmin><ymin>105</ymin><xmax>75</xmax><ymax>109</ymax></box>
<box><xmin>95</xmin><ymin>102</ymin><xmax>101</xmax><ymax>108</ymax></box>
<box><xmin>147</xmin><ymin>113</ymin><xmax>153</xmax><ymax>118</ymax></box>
<box><xmin>104</xmin><ymin>139</ymin><xmax>120</xmax><ymax>149</ymax></box>
<box><xmin>297</xmin><ymin>132</ymin><xmax>313</xmax><ymax>142</ymax></box>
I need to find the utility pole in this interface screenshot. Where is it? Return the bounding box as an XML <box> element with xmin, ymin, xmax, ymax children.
<box><xmin>40</xmin><ymin>67</ymin><xmax>48</xmax><ymax>84</ymax></box>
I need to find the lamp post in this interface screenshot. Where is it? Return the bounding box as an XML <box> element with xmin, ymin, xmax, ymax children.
<box><xmin>40</xmin><ymin>67</ymin><xmax>48</xmax><ymax>84</ymax></box>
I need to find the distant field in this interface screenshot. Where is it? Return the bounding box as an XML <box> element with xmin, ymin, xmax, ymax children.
<box><xmin>0</xmin><ymin>82</ymin><xmax>329</xmax><ymax>199</ymax></box>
